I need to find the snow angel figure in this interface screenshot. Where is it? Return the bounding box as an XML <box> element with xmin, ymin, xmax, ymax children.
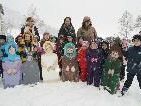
<box><xmin>41</xmin><ymin>41</ymin><xmax>60</xmax><ymax>82</ymax></box>
<box><xmin>62</xmin><ymin>42</ymin><xmax>79</xmax><ymax>82</ymax></box>
<box><xmin>2</xmin><ymin>35</ymin><xmax>22</xmax><ymax>89</ymax></box>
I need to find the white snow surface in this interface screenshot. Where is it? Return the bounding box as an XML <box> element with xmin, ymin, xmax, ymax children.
<box><xmin>0</xmin><ymin>76</ymin><xmax>140</xmax><ymax>106</ymax></box>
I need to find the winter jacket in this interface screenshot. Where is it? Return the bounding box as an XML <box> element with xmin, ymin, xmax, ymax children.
<box><xmin>21</xmin><ymin>26</ymin><xmax>40</xmax><ymax>41</ymax></box>
<box><xmin>77</xmin><ymin>27</ymin><xmax>97</xmax><ymax>42</ymax></box>
<box><xmin>126</xmin><ymin>46</ymin><xmax>141</xmax><ymax>74</ymax></box>
<box><xmin>58</xmin><ymin>25</ymin><xmax>76</xmax><ymax>43</ymax></box>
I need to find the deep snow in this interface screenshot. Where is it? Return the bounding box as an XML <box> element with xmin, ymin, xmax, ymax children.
<box><xmin>0</xmin><ymin>77</ymin><xmax>140</xmax><ymax>106</ymax></box>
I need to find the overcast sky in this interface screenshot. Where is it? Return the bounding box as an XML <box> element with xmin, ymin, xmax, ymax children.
<box><xmin>1</xmin><ymin>0</ymin><xmax>141</xmax><ymax>37</ymax></box>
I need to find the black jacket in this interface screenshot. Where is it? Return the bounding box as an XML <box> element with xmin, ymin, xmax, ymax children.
<box><xmin>126</xmin><ymin>46</ymin><xmax>141</xmax><ymax>74</ymax></box>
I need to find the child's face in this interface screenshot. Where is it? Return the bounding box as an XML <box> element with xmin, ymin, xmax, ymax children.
<box><xmin>25</xmin><ymin>34</ymin><xmax>31</xmax><ymax>41</ymax></box>
<box><xmin>79</xmin><ymin>38</ymin><xmax>83</xmax><ymax>44</ymax></box>
<box><xmin>18</xmin><ymin>37</ymin><xmax>22</xmax><ymax>43</ymax></box>
<box><xmin>133</xmin><ymin>39</ymin><xmax>141</xmax><ymax>46</ymax></box>
<box><xmin>67</xmin><ymin>36</ymin><xmax>73</xmax><ymax>42</ymax></box>
<box><xmin>44</xmin><ymin>34</ymin><xmax>50</xmax><ymax>40</ymax></box>
<box><xmin>33</xmin><ymin>37</ymin><xmax>38</xmax><ymax>42</ymax></box>
<box><xmin>0</xmin><ymin>39</ymin><xmax>5</xmax><ymax>45</ymax></box>
<box><xmin>90</xmin><ymin>42</ymin><xmax>98</xmax><ymax>49</ymax></box>
<box><xmin>9</xmin><ymin>46</ymin><xmax>16</xmax><ymax>55</ymax></box>
<box><xmin>33</xmin><ymin>46</ymin><xmax>38</xmax><ymax>51</ymax></box>
<box><xmin>102</xmin><ymin>43</ymin><xmax>108</xmax><ymax>50</ymax></box>
<box><xmin>67</xmin><ymin>47</ymin><xmax>74</xmax><ymax>54</ymax></box>
<box><xmin>45</xmin><ymin>44</ymin><xmax>53</xmax><ymax>53</ymax></box>
<box><xmin>111</xmin><ymin>51</ymin><xmax>119</xmax><ymax>59</ymax></box>
<box><xmin>60</xmin><ymin>39</ymin><xmax>64</xmax><ymax>43</ymax></box>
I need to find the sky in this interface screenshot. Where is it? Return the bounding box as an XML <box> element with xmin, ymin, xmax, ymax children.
<box><xmin>1</xmin><ymin>0</ymin><xmax>141</xmax><ymax>38</ymax></box>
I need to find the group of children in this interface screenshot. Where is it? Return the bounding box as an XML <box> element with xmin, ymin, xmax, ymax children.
<box><xmin>0</xmin><ymin>17</ymin><xmax>141</xmax><ymax>97</ymax></box>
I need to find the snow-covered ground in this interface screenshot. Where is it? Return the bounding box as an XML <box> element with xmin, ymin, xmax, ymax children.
<box><xmin>0</xmin><ymin>77</ymin><xmax>140</xmax><ymax>106</ymax></box>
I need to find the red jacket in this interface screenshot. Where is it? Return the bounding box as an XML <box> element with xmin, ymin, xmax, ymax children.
<box><xmin>77</xmin><ymin>47</ymin><xmax>87</xmax><ymax>69</ymax></box>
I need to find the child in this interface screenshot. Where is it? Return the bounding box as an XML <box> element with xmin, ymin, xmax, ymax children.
<box><xmin>2</xmin><ymin>35</ymin><xmax>22</xmax><ymax>88</ymax></box>
<box><xmin>102</xmin><ymin>44</ymin><xmax>122</xmax><ymax>94</ymax></box>
<box><xmin>86</xmin><ymin>41</ymin><xmax>103</xmax><ymax>87</ymax></box>
<box><xmin>40</xmin><ymin>32</ymin><xmax>51</xmax><ymax>47</ymax></box>
<box><xmin>77</xmin><ymin>36</ymin><xmax>85</xmax><ymax>50</ymax></box>
<box><xmin>101</xmin><ymin>41</ymin><xmax>110</xmax><ymax>60</ymax></box>
<box><xmin>56</xmin><ymin>36</ymin><xmax>65</xmax><ymax>78</ymax></box>
<box><xmin>121</xmin><ymin>35</ymin><xmax>141</xmax><ymax>96</ymax></box>
<box><xmin>62</xmin><ymin>42</ymin><xmax>79</xmax><ymax>82</ymax></box>
<box><xmin>77</xmin><ymin>41</ymin><xmax>89</xmax><ymax>82</ymax></box>
<box><xmin>41</xmin><ymin>41</ymin><xmax>60</xmax><ymax>82</ymax></box>
<box><xmin>0</xmin><ymin>35</ymin><xmax>6</xmax><ymax>77</ymax></box>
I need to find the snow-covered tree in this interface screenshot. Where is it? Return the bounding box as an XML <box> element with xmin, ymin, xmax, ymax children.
<box><xmin>25</xmin><ymin>5</ymin><xmax>47</xmax><ymax>34</ymax></box>
<box><xmin>134</xmin><ymin>15</ymin><xmax>141</xmax><ymax>32</ymax></box>
<box><xmin>0</xmin><ymin>4</ymin><xmax>5</xmax><ymax>34</ymax></box>
<box><xmin>25</xmin><ymin>5</ymin><xmax>58</xmax><ymax>36</ymax></box>
<box><xmin>118</xmin><ymin>10</ymin><xmax>134</xmax><ymax>38</ymax></box>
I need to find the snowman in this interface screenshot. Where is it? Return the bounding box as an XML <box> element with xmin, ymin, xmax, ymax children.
<box><xmin>41</xmin><ymin>41</ymin><xmax>60</xmax><ymax>82</ymax></box>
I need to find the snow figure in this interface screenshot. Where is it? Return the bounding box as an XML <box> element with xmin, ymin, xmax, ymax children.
<box><xmin>102</xmin><ymin>44</ymin><xmax>122</xmax><ymax>94</ymax></box>
<box><xmin>62</xmin><ymin>42</ymin><xmax>79</xmax><ymax>82</ymax></box>
<box><xmin>41</xmin><ymin>41</ymin><xmax>60</xmax><ymax>82</ymax></box>
<box><xmin>86</xmin><ymin>41</ymin><xmax>103</xmax><ymax>87</ymax></box>
<box><xmin>77</xmin><ymin>41</ymin><xmax>89</xmax><ymax>82</ymax></box>
<box><xmin>21</xmin><ymin>33</ymin><xmax>40</xmax><ymax>85</ymax></box>
<box><xmin>2</xmin><ymin>35</ymin><xmax>22</xmax><ymax>89</ymax></box>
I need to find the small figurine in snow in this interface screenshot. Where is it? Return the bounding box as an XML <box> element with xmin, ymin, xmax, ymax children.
<box><xmin>41</xmin><ymin>41</ymin><xmax>60</xmax><ymax>82</ymax></box>
<box><xmin>121</xmin><ymin>35</ymin><xmax>141</xmax><ymax>96</ymax></box>
<box><xmin>21</xmin><ymin>33</ymin><xmax>40</xmax><ymax>85</ymax></box>
<box><xmin>2</xmin><ymin>35</ymin><xmax>22</xmax><ymax>88</ymax></box>
<box><xmin>61</xmin><ymin>42</ymin><xmax>79</xmax><ymax>82</ymax></box>
<box><xmin>77</xmin><ymin>41</ymin><xmax>89</xmax><ymax>82</ymax></box>
<box><xmin>86</xmin><ymin>41</ymin><xmax>103</xmax><ymax>87</ymax></box>
<box><xmin>102</xmin><ymin>44</ymin><xmax>122</xmax><ymax>94</ymax></box>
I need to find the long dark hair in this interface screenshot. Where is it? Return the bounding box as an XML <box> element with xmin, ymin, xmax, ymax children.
<box><xmin>61</xmin><ymin>17</ymin><xmax>73</xmax><ymax>28</ymax></box>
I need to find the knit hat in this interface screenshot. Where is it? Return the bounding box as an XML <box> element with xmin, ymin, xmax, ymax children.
<box><xmin>83</xmin><ymin>16</ymin><xmax>91</xmax><ymax>23</ymax></box>
<box><xmin>0</xmin><ymin>35</ymin><xmax>6</xmax><ymax>40</ymax></box>
<box><xmin>132</xmin><ymin>34</ymin><xmax>141</xmax><ymax>42</ymax></box>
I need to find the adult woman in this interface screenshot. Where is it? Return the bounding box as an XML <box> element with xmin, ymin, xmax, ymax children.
<box><xmin>77</xmin><ymin>16</ymin><xmax>97</xmax><ymax>42</ymax></box>
<box><xmin>58</xmin><ymin>17</ymin><xmax>76</xmax><ymax>44</ymax></box>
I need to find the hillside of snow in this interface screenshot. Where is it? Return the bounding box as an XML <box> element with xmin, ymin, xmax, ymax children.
<box><xmin>0</xmin><ymin>77</ymin><xmax>140</xmax><ymax>106</ymax></box>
